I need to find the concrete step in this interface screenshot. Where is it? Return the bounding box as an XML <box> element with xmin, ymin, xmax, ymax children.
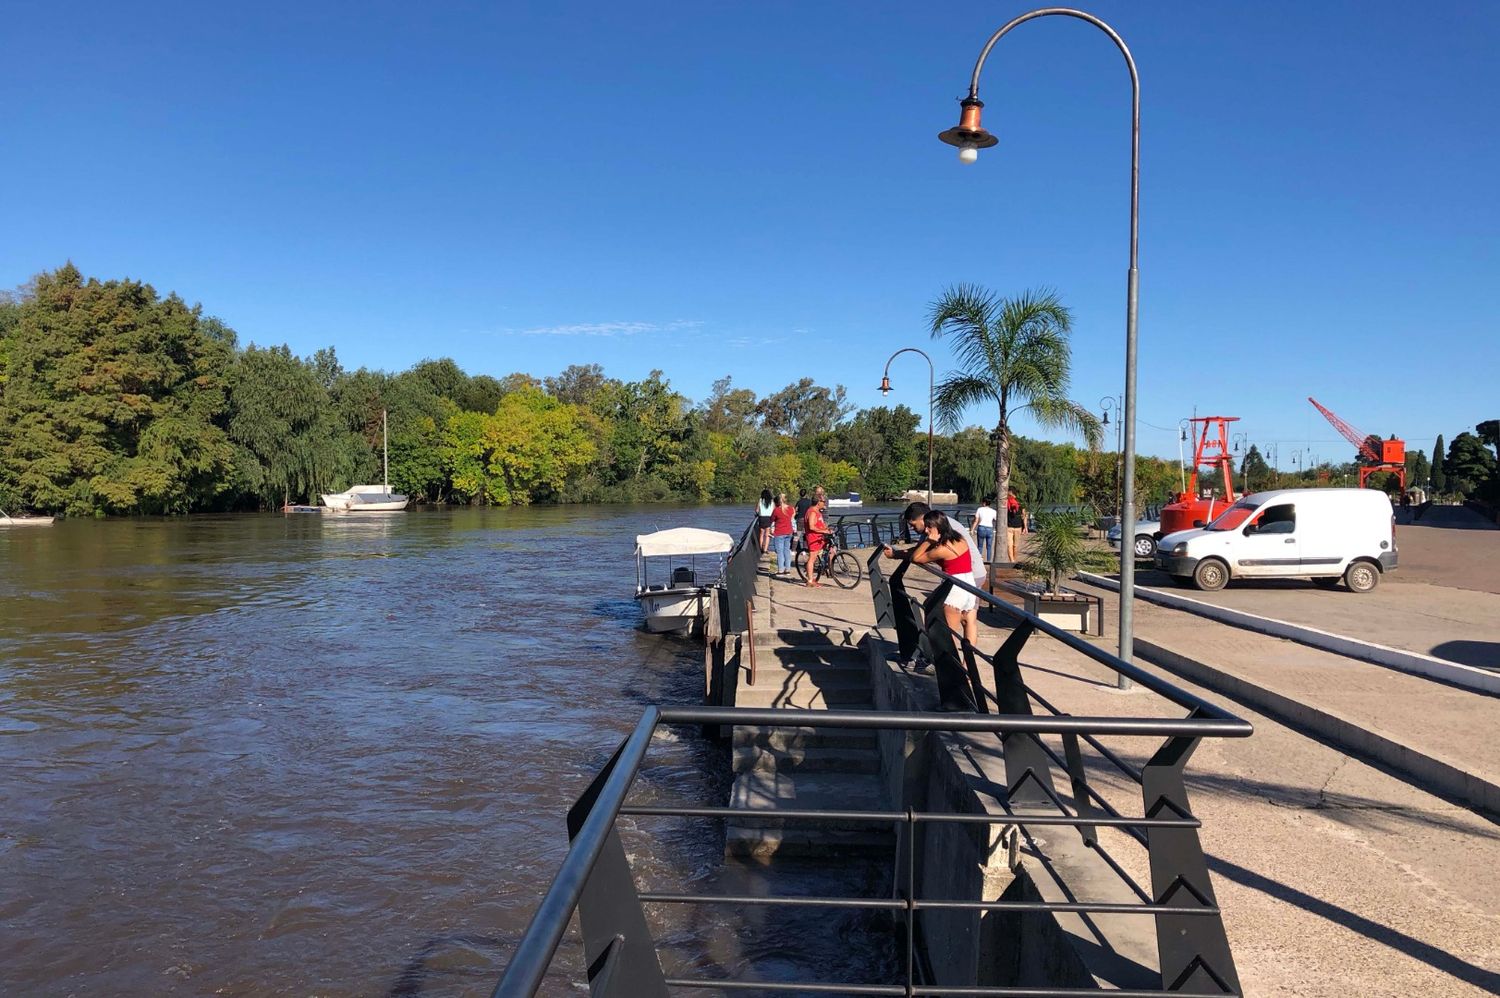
<box><xmin>761</xmin><ymin>629</ymin><xmax>866</xmax><ymax>648</ymax></box>
<box><xmin>733</xmin><ymin>742</ymin><xmax>881</xmax><ymax>775</ymax></box>
<box><xmin>727</xmin><ymin>769</ymin><xmax>887</xmax><ymax>827</ymax></box>
<box><xmin>756</xmin><ymin>645</ymin><xmax>869</xmax><ymax>669</ymax></box>
<box><xmin>732</xmin><ymin>684</ymin><xmax>875</xmax><ymax>710</ymax></box>
<box><xmin>740</xmin><ymin>669</ymin><xmax>871</xmax><ymax>694</ymax></box>
<box><xmin>732</xmin><ymin>725</ymin><xmax>879</xmax><ymax>753</ymax></box>
<box><xmin>725</xmin><ymin>823</ymin><xmax>894</xmax><ymax>859</ymax></box>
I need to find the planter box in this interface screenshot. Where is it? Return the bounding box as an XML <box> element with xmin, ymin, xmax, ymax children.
<box><xmin>1023</xmin><ymin>591</ymin><xmax>1092</xmax><ymax>633</ymax></box>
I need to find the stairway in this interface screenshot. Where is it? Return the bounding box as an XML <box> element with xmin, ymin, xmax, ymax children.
<box><xmin>725</xmin><ymin>595</ymin><xmax>894</xmax><ymax>858</ymax></box>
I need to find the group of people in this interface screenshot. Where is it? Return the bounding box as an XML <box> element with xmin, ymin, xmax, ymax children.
<box><xmin>754</xmin><ymin>486</ymin><xmax>837</xmax><ymax>587</ymax></box>
<box><xmin>967</xmin><ymin>493</ymin><xmax>1028</xmax><ymax>563</ymax></box>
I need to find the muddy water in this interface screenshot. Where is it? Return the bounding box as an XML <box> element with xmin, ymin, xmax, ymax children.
<box><xmin>1</xmin><ymin>507</ymin><xmax>894</xmax><ymax>996</ymax></box>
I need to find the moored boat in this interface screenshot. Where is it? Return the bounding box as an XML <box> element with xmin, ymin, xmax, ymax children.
<box><xmin>0</xmin><ymin>511</ymin><xmax>54</xmax><ymax>526</ymax></box>
<box><xmin>634</xmin><ymin>527</ymin><xmax>733</xmax><ymax>634</ymax></box>
<box><xmin>321</xmin><ymin>408</ymin><xmax>409</xmax><ymax>512</ymax></box>
<box><xmin>826</xmin><ymin>492</ymin><xmax>862</xmax><ymax>508</ymax></box>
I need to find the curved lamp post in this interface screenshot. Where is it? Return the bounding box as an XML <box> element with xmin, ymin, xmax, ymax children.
<box><xmin>879</xmin><ymin>347</ymin><xmax>935</xmax><ymax>504</ymax></box>
<box><xmin>940</xmin><ymin>7</ymin><xmax>1142</xmax><ymax>672</ymax></box>
<box><xmin>1100</xmin><ymin>395</ymin><xmax>1122</xmax><ymax>519</ymax></box>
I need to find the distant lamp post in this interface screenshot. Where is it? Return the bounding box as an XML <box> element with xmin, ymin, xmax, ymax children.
<box><xmin>880</xmin><ymin>348</ymin><xmax>935</xmax><ymax>504</ymax></box>
<box><xmin>939</xmin><ymin>6</ymin><xmax>1143</xmax><ymax>677</ymax></box>
<box><xmin>1101</xmin><ymin>395</ymin><xmax>1122</xmax><ymax>519</ymax></box>
<box><xmin>1232</xmin><ymin>432</ymin><xmax>1248</xmax><ymax>489</ymax></box>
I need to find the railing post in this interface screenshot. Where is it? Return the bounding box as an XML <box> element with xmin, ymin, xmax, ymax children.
<box><xmin>565</xmin><ymin>740</ymin><xmax>671</xmax><ymax>998</ymax></box>
<box><xmin>920</xmin><ymin>582</ymin><xmax>979</xmax><ymax>712</ymax></box>
<box><xmin>1141</xmin><ymin>731</ymin><xmax>1240</xmax><ymax>995</ymax></box>
<box><xmin>886</xmin><ymin>560</ymin><xmax>924</xmax><ymax>665</ymax></box>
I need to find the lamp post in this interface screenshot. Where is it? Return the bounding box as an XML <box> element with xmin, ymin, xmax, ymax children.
<box><xmin>1101</xmin><ymin>395</ymin><xmax>1122</xmax><ymax>520</ymax></box>
<box><xmin>940</xmin><ymin>8</ymin><xmax>1142</xmax><ymax>676</ymax></box>
<box><xmin>1232</xmin><ymin>432</ymin><xmax>1248</xmax><ymax>490</ymax></box>
<box><xmin>879</xmin><ymin>347</ymin><xmax>935</xmax><ymax>505</ymax></box>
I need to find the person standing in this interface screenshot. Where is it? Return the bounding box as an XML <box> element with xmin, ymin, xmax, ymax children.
<box><xmin>793</xmin><ymin>488</ymin><xmax>814</xmax><ymax>554</ymax></box>
<box><xmin>770</xmin><ymin>493</ymin><xmax>795</xmax><ymax>577</ymax></box>
<box><xmin>881</xmin><ymin>510</ymin><xmax>980</xmax><ymax>651</ymax></box>
<box><xmin>756</xmin><ymin>489</ymin><xmax>774</xmax><ymax>553</ymax></box>
<box><xmin>1006</xmin><ymin>494</ymin><xmax>1027</xmax><ymax>563</ymax></box>
<box><xmin>971</xmin><ymin>497</ymin><xmax>997</xmax><ymax>562</ymax></box>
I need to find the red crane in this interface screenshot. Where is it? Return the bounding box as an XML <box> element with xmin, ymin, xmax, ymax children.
<box><xmin>1307</xmin><ymin>397</ymin><xmax>1406</xmax><ymax>490</ymax></box>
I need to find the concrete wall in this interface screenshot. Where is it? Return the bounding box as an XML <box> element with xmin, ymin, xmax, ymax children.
<box><xmin>865</xmin><ymin>633</ymin><xmax>1127</xmax><ymax>989</ymax></box>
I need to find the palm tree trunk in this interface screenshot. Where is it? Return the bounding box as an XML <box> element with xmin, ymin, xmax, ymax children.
<box><xmin>994</xmin><ymin>400</ymin><xmax>1012</xmax><ymax>575</ymax></box>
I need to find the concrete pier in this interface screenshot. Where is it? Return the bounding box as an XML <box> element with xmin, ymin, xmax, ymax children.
<box><xmin>720</xmin><ymin>546</ymin><xmax>1500</xmax><ymax>995</ymax></box>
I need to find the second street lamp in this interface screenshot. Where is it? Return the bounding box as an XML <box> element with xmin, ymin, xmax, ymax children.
<box><xmin>1101</xmin><ymin>395</ymin><xmax>1122</xmax><ymax>521</ymax></box>
<box><xmin>879</xmin><ymin>347</ymin><xmax>935</xmax><ymax>505</ymax></box>
<box><xmin>941</xmin><ymin>7</ymin><xmax>1143</xmax><ymax>678</ymax></box>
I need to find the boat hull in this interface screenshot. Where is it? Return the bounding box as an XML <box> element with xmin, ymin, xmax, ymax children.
<box><xmin>0</xmin><ymin>515</ymin><xmax>55</xmax><ymax>526</ymax></box>
<box><xmin>635</xmin><ymin>586</ymin><xmax>711</xmax><ymax>633</ymax></box>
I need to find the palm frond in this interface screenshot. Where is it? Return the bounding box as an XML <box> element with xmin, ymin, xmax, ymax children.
<box><xmin>932</xmin><ymin>374</ymin><xmax>997</xmax><ymax>433</ymax></box>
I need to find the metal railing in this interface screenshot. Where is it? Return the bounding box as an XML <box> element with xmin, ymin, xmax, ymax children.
<box><xmin>869</xmin><ymin>549</ymin><xmax>1251</xmax><ymax>993</ymax></box>
<box><xmin>491</xmin><ymin>551</ymin><xmax>1252</xmax><ymax>996</ymax></box>
<box><xmin>722</xmin><ymin>517</ymin><xmax>760</xmax><ymax>633</ymax></box>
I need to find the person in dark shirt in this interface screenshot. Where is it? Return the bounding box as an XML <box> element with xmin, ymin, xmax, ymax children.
<box><xmin>793</xmin><ymin>488</ymin><xmax>814</xmax><ymax>553</ymax></box>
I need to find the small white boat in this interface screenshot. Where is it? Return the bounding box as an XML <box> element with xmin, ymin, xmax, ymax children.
<box><xmin>321</xmin><ymin>408</ymin><xmax>409</xmax><ymax>512</ymax></box>
<box><xmin>321</xmin><ymin>485</ymin><xmax>409</xmax><ymax>512</ymax></box>
<box><xmin>826</xmin><ymin>492</ymin><xmax>862</xmax><ymax>508</ymax></box>
<box><xmin>1</xmin><ymin>511</ymin><xmax>54</xmax><ymax>526</ymax></box>
<box><xmin>634</xmin><ymin>527</ymin><xmax>733</xmax><ymax>634</ymax></box>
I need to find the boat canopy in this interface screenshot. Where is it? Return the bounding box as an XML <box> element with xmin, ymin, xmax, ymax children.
<box><xmin>634</xmin><ymin>527</ymin><xmax>734</xmax><ymax>558</ymax></box>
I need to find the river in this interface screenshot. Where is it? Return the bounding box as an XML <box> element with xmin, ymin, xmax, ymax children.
<box><xmin>0</xmin><ymin>506</ymin><xmax>896</xmax><ymax>996</ymax></box>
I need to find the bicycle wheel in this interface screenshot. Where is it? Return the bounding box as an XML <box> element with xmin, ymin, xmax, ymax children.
<box><xmin>829</xmin><ymin>551</ymin><xmax>862</xmax><ymax>589</ymax></box>
<box><xmin>793</xmin><ymin>550</ymin><xmax>808</xmax><ymax>575</ymax></box>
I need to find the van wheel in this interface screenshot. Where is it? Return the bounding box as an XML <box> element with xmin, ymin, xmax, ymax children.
<box><xmin>1133</xmin><ymin>535</ymin><xmax>1158</xmax><ymax>558</ymax></box>
<box><xmin>1193</xmin><ymin>558</ymin><xmax>1229</xmax><ymax>592</ymax></box>
<box><xmin>1344</xmin><ymin>561</ymin><xmax>1379</xmax><ymax>594</ymax></box>
<box><xmin>1312</xmin><ymin>577</ymin><xmax>1341</xmax><ymax>589</ymax></box>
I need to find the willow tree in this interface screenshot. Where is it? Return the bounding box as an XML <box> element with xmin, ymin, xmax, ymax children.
<box><xmin>929</xmin><ymin>285</ymin><xmax>1101</xmax><ymax>528</ymax></box>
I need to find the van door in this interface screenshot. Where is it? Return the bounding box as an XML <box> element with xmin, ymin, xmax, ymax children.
<box><xmin>1233</xmin><ymin>503</ymin><xmax>1299</xmax><ymax>577</ymax></box>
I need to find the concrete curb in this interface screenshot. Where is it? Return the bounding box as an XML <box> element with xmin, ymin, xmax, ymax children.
<box><xmin>1130</xmin><ymin>636</ymin><xmax>1500</xmax><ymax>817</ymax></box>
<box><xmin>1079</xmin><ymin>571</ymin><xmax>1500</xmax><ymax>696</ymax></box>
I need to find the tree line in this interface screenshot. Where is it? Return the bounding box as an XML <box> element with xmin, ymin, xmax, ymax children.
<box><xmin>0</xmin><ymin>265</ymin><xmax>1192</xmax><ymax>517</ymax></box>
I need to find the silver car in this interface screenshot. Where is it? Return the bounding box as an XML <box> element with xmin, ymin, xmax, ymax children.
<box><xmin>1107</xmin><ymin>518</ymin><xmax>1161</xmax><ymax>558</ymax></box>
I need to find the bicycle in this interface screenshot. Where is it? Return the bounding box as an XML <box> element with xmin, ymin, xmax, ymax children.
<box><xmin>793</xmin><ymin>536</ymin><xmax>862</xmax><ymax>589</ymax></box>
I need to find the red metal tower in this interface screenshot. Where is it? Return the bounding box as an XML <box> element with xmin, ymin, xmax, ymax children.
<box><xmin>1307</xmin><ymin>397</ymin><xmax>1406</xmax><ymax>489</ymax></box>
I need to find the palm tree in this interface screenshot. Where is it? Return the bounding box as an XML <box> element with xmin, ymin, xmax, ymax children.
<box><xmin>928</xmin><ymin>285</ymin><xmax>1102</xmax><ymax>542</ymax></box>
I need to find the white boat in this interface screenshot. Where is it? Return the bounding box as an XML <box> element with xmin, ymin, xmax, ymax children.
<box><xmin>1</xmin><ymin>510</ymin><xmax>54</xmax><ymax>526</ymax></box>
<box><xmin>321</xmin><ymin>409</ymin><xmax>409</xmax><ymax>512</ymax></box>
<box><xmin>634</xmin><ymin>527</ymin><xmax>733</xmax><ymax>634</ymax></box>
<box><xmin>826</xmin><ymin>492</ymin><xmax>862</xmax><ymax>508</ymax></box>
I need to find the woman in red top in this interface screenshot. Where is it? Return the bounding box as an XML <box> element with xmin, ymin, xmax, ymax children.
<box><xmin>769</xmin><ymin>493</ymin><xmax>796</xmax><ymax>577</ymax></box>
<box><xmin>910</xmin><ymin>510</ymin><xmax>980</xmax><ymax>648</ymax></box>
<box><xmin>802</xmin><ymin>497</ymin><xmax>833</xmax><ymax>588</ymax></box>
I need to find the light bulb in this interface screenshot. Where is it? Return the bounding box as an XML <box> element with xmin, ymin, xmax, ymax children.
<box><xmin>957</xmin><ymin>144</ymin><xmax>979</xmax><ymax>165</ymax></box>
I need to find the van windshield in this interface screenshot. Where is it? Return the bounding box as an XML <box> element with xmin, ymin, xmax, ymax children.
<box><xmin>1206</xmin><ymin>497</ymin><xmax>1261</xmax><ymax>531</ymax></box>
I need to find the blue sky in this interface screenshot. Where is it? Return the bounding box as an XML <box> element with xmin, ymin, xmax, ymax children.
<box><xmin>3</xmin><ymin>1</ymin><xmax>1496</xmax><ymax>465</ymax></box>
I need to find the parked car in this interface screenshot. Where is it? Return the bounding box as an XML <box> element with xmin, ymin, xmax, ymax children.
<box><xmin>1107</xmin><ymin>517</ymin><xmax>1163</xmax><ymax>558</ymax></box>
<box><xmin>1154</xmin><ymin>488</ymin><xmax>1396</xmax><ymax>592</ymax></box>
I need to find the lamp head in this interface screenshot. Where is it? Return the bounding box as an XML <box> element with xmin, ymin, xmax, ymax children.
<box><xmin>1101</xmin><ymin>410</ymin><xmax>1110</xmax><ymax>426</ymax></box>
<box><xmin>938</xmin><ymin>97</ymin><xmax>998</xmax><ymax>164</ymax></box>
<box><xmin>878</xmin><ymin>375</ymin><xmax>892</xmax><ymax>397</ymax></box>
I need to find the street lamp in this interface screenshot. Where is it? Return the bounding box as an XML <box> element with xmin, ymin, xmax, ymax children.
<box><xmin>880</xmin><ymin>348</ymin><xmax>935</xmax><ymax>505</ymax></box>
<box><xmin>940</xmin><ymin>8</ymin><xmax>1143</xmax><ymax>674</ymax></box>
<box><xmin>1101</xmin><ymin>395</ymin><xmax>1122</xmax><ymax>520</ymax></box>
<box><xmin>1232</xmin><ymin>432</ymin><xmax>1248</xmax><ymax>490</ymax></box>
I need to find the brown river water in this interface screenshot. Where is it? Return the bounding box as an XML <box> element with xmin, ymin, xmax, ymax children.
<box><xmin>1</xmin><ymin>507</ymin><xmax>895</xmax><ymax>996</ymax></box>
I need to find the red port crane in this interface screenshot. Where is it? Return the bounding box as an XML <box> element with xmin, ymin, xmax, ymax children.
<box><xmin>1307</xmin><ymin>397</ymin><xmax>1406</xmax><ymax>490</ymax></box>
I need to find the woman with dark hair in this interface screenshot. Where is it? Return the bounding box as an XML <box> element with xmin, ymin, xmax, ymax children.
<box><xmin>756</xmin><ymin>488</ymin><xmax>775</xmax><ymax>553</ymax></box>
<box><xmin>769</xmin><ymin>492</ymin><xmax>795</xmax><ymax>576</ymax></box>
<box><xmin>910</xmin><ymin>510</ymin><xmax>980</xmax><ymax>649</ymax></box>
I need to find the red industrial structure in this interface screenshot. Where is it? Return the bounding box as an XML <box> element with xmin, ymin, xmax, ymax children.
<box><xmin>1307</xmin><ymin>397</ymin><xmax>1406</xmax><ymax>490</ymax></box>
<box><xmin>1159</xmin><ymin>416</ymin><xmax>1241</xmax><ymax>537</ymax></box>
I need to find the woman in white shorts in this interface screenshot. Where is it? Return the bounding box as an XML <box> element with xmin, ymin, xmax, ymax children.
<box><xmin>912</xmin><ymin>510</ymin><xmax>980</xmax><ymax>651</ymax></box>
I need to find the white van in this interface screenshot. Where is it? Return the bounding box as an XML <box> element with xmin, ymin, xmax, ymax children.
<box><xmin>1154</xmin><ymin>488</ymin><xmax>1397</xmax><ymax>593</ymax></box>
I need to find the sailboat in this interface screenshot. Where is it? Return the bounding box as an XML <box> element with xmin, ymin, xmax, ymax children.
<box><xmin>321</xmin><ymin>409</ymin><xmax>410</xmax><ymax>512</ymax></box>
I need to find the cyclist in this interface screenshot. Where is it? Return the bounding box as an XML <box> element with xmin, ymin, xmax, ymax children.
<box><xmin>802</xmin><ymin>493</ymin><xmax>836</xmax><ymax>588</ymax></box>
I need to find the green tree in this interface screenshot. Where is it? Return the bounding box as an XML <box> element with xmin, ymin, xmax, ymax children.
<box><xmin>1404</xmin><ymin>449</ymin><xmax>1429</xmax><ymax>493</ymax></box>
<box><xmin>227</xmin><ymin>344</ymin><xmax>366</xmax><ymax>507</ymax></box>
<box><xmin>757</xmin><ymin>378</ymin><xmax>852</xmax><ymax>439</ymax></box>
<box><xmin>1444</xmin><ymin>432</ymin><xmax>1496</xmax><ymax>498</ymax></box>
<box><xmin>1431</xmin><ymin>434</ymin><xmax>1446</xmax><ymax>492</ymax></box>
<box><xmin>481</xmin><ymin>386</ymin><xmax>596</xmax><ymax>505</ymax></box>
<box><xmin>929</xmin><ymin>286</ymin><xmax>1102</xmax><ymax>526</ymax></box>
<box><xmin>1477</xmin><ymin>420</ymin><xmax>1500</xmax><ymax>464</ymax></box>
<box><xmin>826</xmin><ymin>405</ymin><xmax>921</xmax><ymax>499</ymax></box>
<box><xmin>0</xmin><ymin>265</ymin><xmax>237</xmax><ymax>515</ymax></box>
<box><xmin>1240</xmin><ymin>444</ymin><xmax>1271</xmax><ymax>493</ymax></box>
<box><xmin>699</xmin><ymin>375</ymin><xmax>761</xmax><ymax>434</ymax></box>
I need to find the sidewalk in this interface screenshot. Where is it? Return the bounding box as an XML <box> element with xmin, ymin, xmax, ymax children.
<box><xmin>1072</xmin><ymin>577</ymin><xmax>1500</xmax><ymax>814</ymax></box>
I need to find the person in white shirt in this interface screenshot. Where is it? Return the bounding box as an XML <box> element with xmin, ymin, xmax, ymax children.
<box><xmin>970</xmin><ymin>498</ymin><xmax>997</xmax><ymax>563</ymax></box>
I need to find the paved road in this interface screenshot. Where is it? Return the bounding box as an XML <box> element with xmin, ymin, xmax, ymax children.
<box><xmin>1113</xmin><ymin>504</ymin><xmax>1500</xmax><ymax>670</ymax></box>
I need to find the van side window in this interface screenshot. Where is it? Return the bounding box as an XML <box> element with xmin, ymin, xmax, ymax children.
<box><xmin>1254</xmin><ymin>505</ymin><xmax>1295</xmax><ymax>535</ymax></box>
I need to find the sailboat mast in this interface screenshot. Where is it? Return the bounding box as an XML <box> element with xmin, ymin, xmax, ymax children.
<box><xmin>383</xmin><ymin>408</ymin><xmax>389</xmax><ymax>491</ymax></box>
